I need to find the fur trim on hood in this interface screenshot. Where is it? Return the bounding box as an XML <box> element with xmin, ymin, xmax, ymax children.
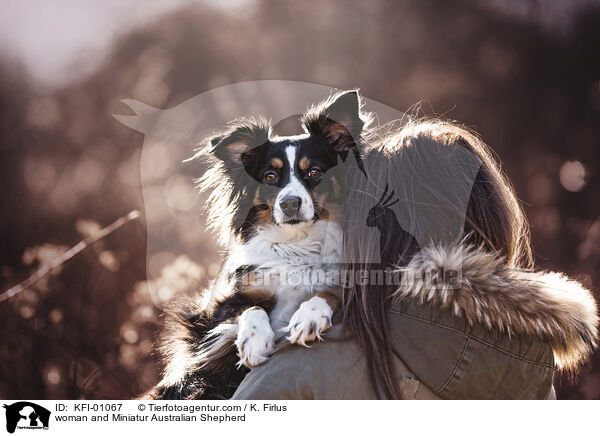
<box><xmin>393</xmin><ymin>244</ymin><xmax>599</xmax><ymax>370</ymax></box>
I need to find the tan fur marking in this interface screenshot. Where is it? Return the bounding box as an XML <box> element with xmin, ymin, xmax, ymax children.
<box><xmin>253</xmin><ymin>205</ymin><xmax>273</xmax><ymax>225</ymax></box>
<box><xmin>298</xmin><ymin>156</ymin><xmax>311</xmax><ymax>171</ymax></box>
<box><xmin>245</xmin><ymin>305</ymin><xmax>266</xmax><ymax>312</ymax></box>
<box><xmin>271</xmin><ymin>158</ymin><xmax>283</xmax><ymax>169</ymax></box>
<box><xmin>315</xmin><ymin>291</ymin><xmax>340</xmax><ymax>312</ymax></box>
<box><xmin>253</xmin><ymin>189</ymin><xmax>261</xmax><ymax>204</ymax></box>
<box><xmin>243</xmin><ymin>287</ymin><xmax>275</xmax><ymax>300</ymax></box>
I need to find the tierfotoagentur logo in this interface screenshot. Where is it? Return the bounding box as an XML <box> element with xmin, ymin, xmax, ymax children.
<box><xmin>3</xmin><ymin>402</ymin><xmax>50</xmax><ymax>433</ymax></box>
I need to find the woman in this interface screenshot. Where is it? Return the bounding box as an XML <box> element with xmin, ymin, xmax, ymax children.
<box><xmin>231</xmin><ymin>119</ymin><xmax>598</xmax><ymax>399</ymax></box>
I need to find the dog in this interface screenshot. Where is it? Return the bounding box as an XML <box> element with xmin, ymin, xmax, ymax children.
<box><xmin>148</xmin><ymin>90</ymin><xmax>371</xmax><ymax>399</ymax></box>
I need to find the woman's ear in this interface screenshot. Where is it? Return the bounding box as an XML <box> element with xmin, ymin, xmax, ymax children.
<box><xmin>302</xmin><ymin>90</ymin><xmax>370</xmax><ymax>151</ymax></box>
<box><xmin>208</xmin><ymin>117</ymin><xmax>271</xmax><ymax>165</ymax></box>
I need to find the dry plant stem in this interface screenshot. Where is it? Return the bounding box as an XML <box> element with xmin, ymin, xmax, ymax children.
<box><xmin>0</xmin><ymin>210</ymin><xmax>141</xmax><ymax>304</ymax></box>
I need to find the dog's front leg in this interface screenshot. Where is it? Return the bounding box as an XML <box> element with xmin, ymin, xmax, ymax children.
<box><xmin>285</xmin><ymin>291</ymin><xmax>339</xmax><ymax>346</ymax></box>
<box><xmin>235</xmin><ymin>306</ymin><xmax>275</xmax><ymax>368</ymax></box>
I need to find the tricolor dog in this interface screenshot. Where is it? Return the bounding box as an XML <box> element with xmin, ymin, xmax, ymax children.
<box><xmin>150</xmin><ymin>90</ymin><xmax>370</xmax><ymax>399</ymax></box>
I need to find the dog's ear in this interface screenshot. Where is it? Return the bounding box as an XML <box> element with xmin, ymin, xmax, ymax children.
<box><xmin>208</xmin><ymin>117</ymin><xmax>271</xmax><ymax>165</ymax></box>
<box><xmin>302</xmin><ymin>90</ymin><xmax>370</xmax><ymax>151</ymax></box>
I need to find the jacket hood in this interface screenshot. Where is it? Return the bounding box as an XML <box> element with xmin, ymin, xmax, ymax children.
<box><xmin>393</xmin><ymin>244</ymin><xmax>599</xmax><ymax>371</ymax></box>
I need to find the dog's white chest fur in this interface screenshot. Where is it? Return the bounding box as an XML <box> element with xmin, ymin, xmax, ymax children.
<box><xmin>225</xmin><ymin>220</ymin><xmax>342</xmax><ymax>332</ymax></box>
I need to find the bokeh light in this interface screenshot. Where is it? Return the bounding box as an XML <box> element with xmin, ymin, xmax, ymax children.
<box><xmin>559</xmin><ymin>160</ymin><xmax>587</xmax><ymax>192</ymax></box>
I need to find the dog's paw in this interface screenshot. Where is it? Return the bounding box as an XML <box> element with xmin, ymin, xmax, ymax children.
<box><xmin>286</xmin><ymin>296</ymin><xmax>333</xmax><ymax>347</ymax></box>
<box><xmin>235</xmin><ymin>307</ymin><xmax>275</xmax><ymax>368</ymax></box>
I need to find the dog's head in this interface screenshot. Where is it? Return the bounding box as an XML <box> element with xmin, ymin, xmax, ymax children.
<box><xmin>199</xmin><ymin>90</ymin><xmax>370</xmax><ymax>241</ymax></box>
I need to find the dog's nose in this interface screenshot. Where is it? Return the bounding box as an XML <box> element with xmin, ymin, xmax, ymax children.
<box><xmin>279</xmin><ymin>195</ymin><xmax>301</xmax><ymax>217</ymax></box>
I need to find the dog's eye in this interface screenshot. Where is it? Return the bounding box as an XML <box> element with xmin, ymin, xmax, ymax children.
<box><xmin>263</xmin><ymin>171</ymin><xmax>278</xmax><ymax>183</ymax></box>
<box><xmin>308</xmin><ymin>167</ymin><xmax>322</xmax><ymax>178</ymax></box>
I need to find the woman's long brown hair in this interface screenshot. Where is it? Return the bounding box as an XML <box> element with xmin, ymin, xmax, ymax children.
<box><xmin>340</xmin><ymin>119</ymin><xmax>533</xmax><ymax>399</ymax></box>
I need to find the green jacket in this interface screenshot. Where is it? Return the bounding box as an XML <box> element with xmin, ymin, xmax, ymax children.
<box><xmin>232</xmin><ymin>244</ymin><xmax>598</xmax><ymax>400</ymax></box>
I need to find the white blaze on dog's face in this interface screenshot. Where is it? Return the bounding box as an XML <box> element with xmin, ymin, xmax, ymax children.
<box><xmin>206</xmin><ymin>90</ymin><xmax>368</xmax><ymax>240</ymax></box>
<box><xmin>270</xmin><ymin>144</ymin><xmax>314</xmax><ymax>224</ymax></box>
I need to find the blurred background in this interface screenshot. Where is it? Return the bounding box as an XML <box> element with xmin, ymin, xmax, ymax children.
<box><xmin>1</xmin><ymin>0</ymin><xmax>599</xmax><ymax>399</ymax></box>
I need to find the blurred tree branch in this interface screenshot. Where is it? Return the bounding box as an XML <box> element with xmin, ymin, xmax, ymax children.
<box><xmin>0</xmin><ymin>210</ymin><xmax>140</xmax><ymax>304</ymax></box>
